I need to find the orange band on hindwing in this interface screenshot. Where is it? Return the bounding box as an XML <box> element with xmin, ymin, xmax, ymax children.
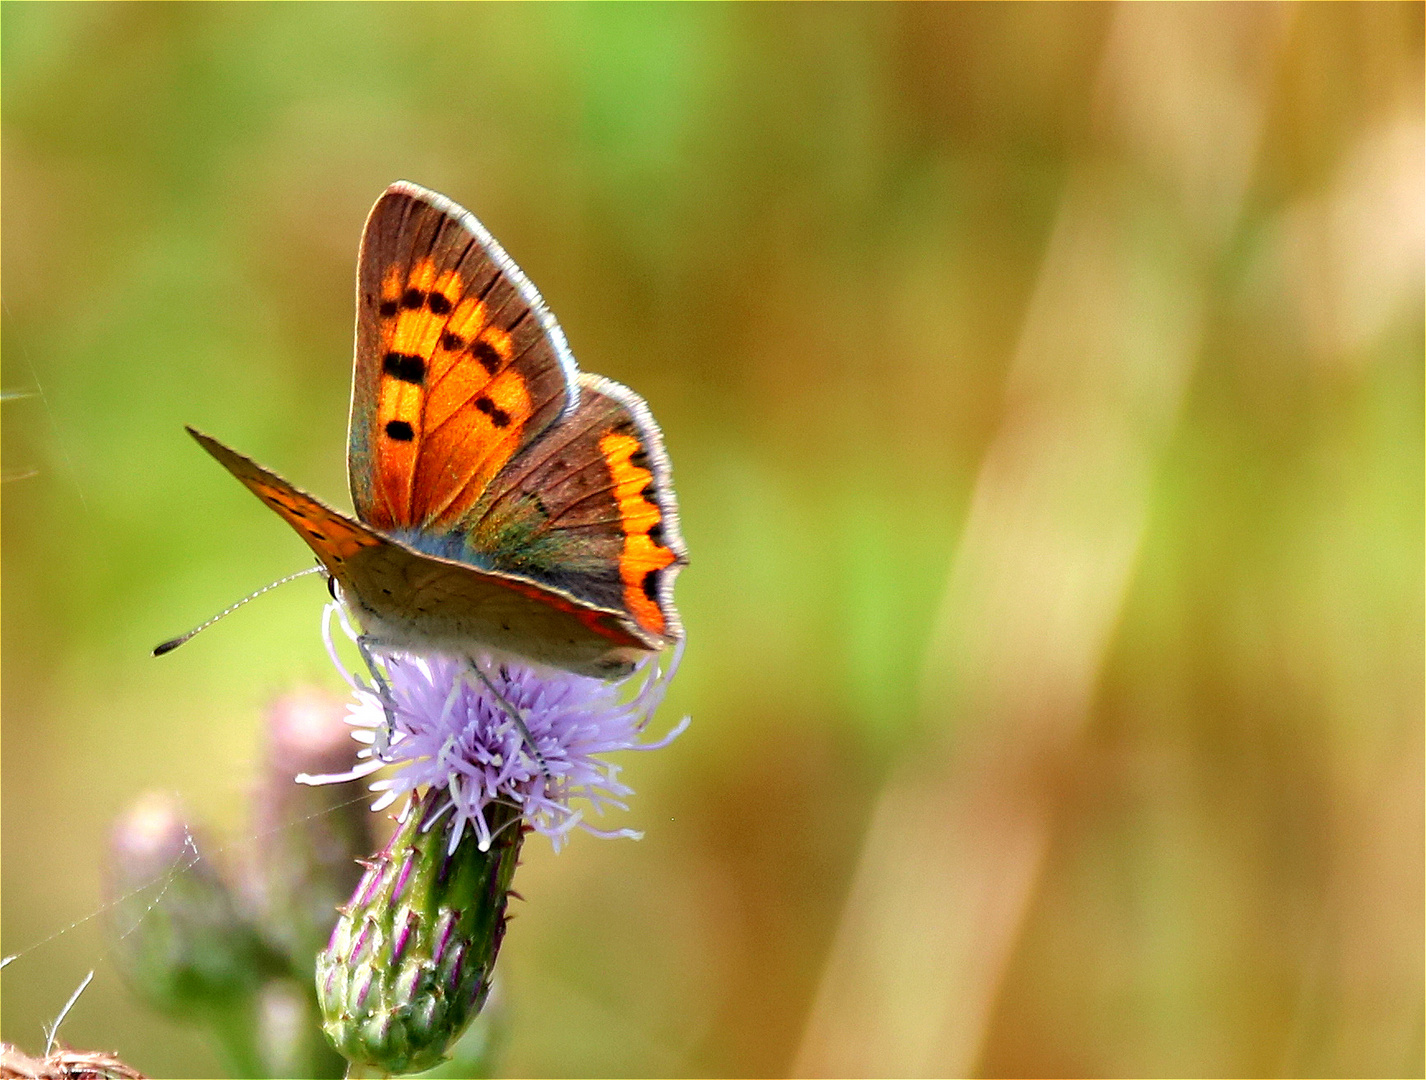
<box><xmin>598</xmin><ymin>430</ymin><xmax>677</xmax><ymax>637</ymax></box>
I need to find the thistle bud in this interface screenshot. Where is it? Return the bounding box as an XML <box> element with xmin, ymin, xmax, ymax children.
<box><xmin>105</xmin><ymin>792</ymin><xmax>279</xmax><ymax>1077</ymax></box>
<box><xmin>106</xmin><ymin>792</ymin><xmax>275</xmax><ymax>1017</ymax></box>
<box><xmin>251</xmin><ymin>689</ymin><xmax>373</xmax><ymax>970</ymax></box>
<box><xmin>315</xmin><ymin>790</ymin><xmax>524</xmax><ymax>1075</ymax></box>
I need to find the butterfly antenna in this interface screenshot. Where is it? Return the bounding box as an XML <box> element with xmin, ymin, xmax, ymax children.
<box><xmin>153</xmin><ymin>566</ymin><xmax>326</xmax><ymax>656</ymax></box>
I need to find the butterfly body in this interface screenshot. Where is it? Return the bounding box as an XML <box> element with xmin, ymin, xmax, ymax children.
<box><xmin>189</xmin><ymin>183</ymin><xmax>685</xmax><ymax>678</ymax></box>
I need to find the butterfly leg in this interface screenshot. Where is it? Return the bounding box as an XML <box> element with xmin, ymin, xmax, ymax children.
<box><xmin>355</xmin><ymin>635</ymin><xmax>400</xmax><ymax>756</ymax></box>
<box><xmin>468</xmin><ymin>661</ymin><xmax>551</xmax><ymax>779</ymax></box>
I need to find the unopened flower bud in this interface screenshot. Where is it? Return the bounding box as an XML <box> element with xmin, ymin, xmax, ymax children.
<box><xmin>315</xmin><ymin>789</ymin><xmax>524</xmax><ymax>1075</ymax></box>
<box><xmin>251</xmin><ymin>689</ymin><xmax>373</xmax><ymax>970</ymax></box>
<box><xmin>106</xmin><ymin>792</ymin><xmax>276</xmax><ymax>1017</ymax></box>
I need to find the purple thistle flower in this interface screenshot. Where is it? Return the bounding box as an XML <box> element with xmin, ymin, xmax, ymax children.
<box><xmin>298</xmin><ymin>603</ymin><xmax>688</xmax><ymax>854</ymax></box>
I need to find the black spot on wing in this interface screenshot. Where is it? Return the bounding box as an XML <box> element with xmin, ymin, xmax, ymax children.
<box><xmin>471</xmin><ymin>338</ymin><xmax>502</xmax><ymax>375</ymax></box>
<box><xmin>475</xmin><ymin>396</ymin><xmax>511</xmax><ymax>428</ymax></box>
<box><xmin>385</xmin><ymin>420</ymin><xmax>414</xmax><ymax>441</ymax></box>
<box><xmin>427</xmin><ymin>292</ymin><xmax>452</xmax><ymax>315</ymax></box>
<box><xmin>641</xmin><ymin>569</ymin><xmax>660</xmax><ymax>603</ymax></box>
<box><xmin>401</xmin><ymin>288</ymin><xmax>426</xmax><ymax>309</ymax></box>
<box><xmin>383</xmin><ymin>353</ymin><xmax>427</xmax><ymax>385</ymax></box>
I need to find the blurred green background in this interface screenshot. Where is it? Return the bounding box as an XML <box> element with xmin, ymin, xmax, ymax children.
<box><xmin>3</xmin><ymin>3</ymin><xmax>1421</xmax><ymax>1076</ymax></box>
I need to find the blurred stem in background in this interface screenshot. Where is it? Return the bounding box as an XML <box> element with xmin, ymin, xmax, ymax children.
<box><xmin>797</xmin><ymin>6</ymin><xmax>1316</xmax><ymax>1075</ymax></box>
<box><xmin>107</xmin><ymin>791</ymin><xmax>316</xmax><ymax>1077</ymax></box>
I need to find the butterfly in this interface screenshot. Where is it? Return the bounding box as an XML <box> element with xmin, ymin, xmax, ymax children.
<box><xmin>185</xmin><ymin>181</ymin><xmax>686</xmax><ymax>680</ymax></box>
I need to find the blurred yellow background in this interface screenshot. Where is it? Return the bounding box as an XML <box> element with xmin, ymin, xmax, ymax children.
<box><xmin>3</xmin><ymin>3</ymin><xmax>1421</xmax><ymax>1076</ymax></box>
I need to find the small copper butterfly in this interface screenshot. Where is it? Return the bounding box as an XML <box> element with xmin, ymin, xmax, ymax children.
<box><xmin>188</xmin><ymin>182</ymin><xmax>687</xmax><ymax>679</ymax></box>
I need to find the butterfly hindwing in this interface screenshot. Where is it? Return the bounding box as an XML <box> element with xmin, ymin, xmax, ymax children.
<box><xmin>464</xmin><ymin>373</ymin><xmax>687</xmax><ymax>645</ymax></box>
<box><xmin>350</xmin><ymin>182</ymin><xmax>579</xmax><ymax>534</ymax></box>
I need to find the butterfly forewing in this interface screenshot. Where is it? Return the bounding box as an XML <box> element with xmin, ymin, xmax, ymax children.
<box><xmin>351</xmin><ymin>182</ymin><xmax>578</xmax><ymax>534</ymax></box>
<box><xmin>466</xmin><ymin>373</ymin><xmax>687</xmax><ymax>644</ymax></box>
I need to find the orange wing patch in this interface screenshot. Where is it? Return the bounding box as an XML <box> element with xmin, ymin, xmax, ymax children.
<box><xmin>422</xmin><ymin>293</ymin><xmax>490</xmax><ymax>427</ymax></box>
<box><xmin>368</xmin><ymin>257</ymin><xmax>537</xmax><ymax>531</ymax></box>
<box><xmin>249</xmin><ymin>481</ymin><xmax>384</xmax><ymax>571</ymax></box>
<box><xmin>599</xmin><ymin>430</ymin><xmax>678</xmax><ymax>636</ymax></box>
<box><xmin>372</xmin><ymin>258</ymin><xmax>465</xmax><ymax>525</ymax></box>
<box><xmin>371</xmin><ymin>263</ymin><xmax>420</xmax><ymax>524</ymax></box>
<box><xmin>417</xmin><ymin>364</ymin><xmax>533</xmax><ymax>526</ymax></box>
